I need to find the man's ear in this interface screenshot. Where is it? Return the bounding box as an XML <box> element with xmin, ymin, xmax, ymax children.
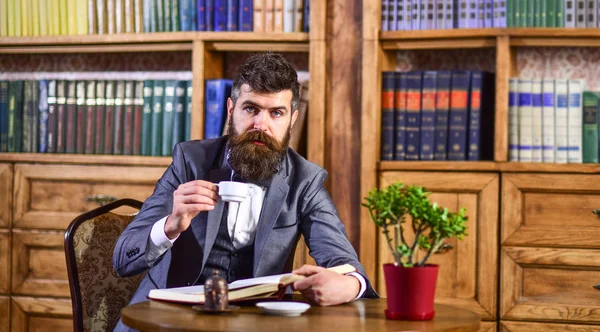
<box><xmin>290</xmin><ymin>110</ymin><xmax>299</xmax><ymax>129</ymax></box>
<box><xmin>227</xmin><ymin>98</ymin><xmax>234</xmax><ymax>116</ymax></box>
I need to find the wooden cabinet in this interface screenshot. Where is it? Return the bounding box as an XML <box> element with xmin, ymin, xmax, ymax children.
<box><xmin>0</xmin><ymin>164</ymin><xmax>11</xmax><ymax>228</ymax></box>
<box><xmin>11</xmin><ymin>297</ymin><xmax>72</xmax><ymax>332</ymax></box>
<box><xmin>378</xmin><ymin>171</ymin><xmax>499</xmax><ymax>321</ymax></box>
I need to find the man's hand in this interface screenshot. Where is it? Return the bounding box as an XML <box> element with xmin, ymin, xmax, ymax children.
<box><xmin>164</xmin><ymin>180</ymin><xmax>219</xmax><ymax>239</ymax></box>
<box><xmin>291</xmin><ymin>265</ymin><xmax>360</xmax><ymax>306</ymax></box>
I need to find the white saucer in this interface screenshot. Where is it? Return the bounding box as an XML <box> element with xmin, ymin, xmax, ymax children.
<box><xmin>255</xmin><ymin>302</ymin><xmax>311</xmax><ymax>317</ymax></box>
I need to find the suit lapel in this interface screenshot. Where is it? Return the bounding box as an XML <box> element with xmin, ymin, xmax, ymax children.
<box><xmin>253</xmin><ymin>171</ymin><xmax>289</xmax><ymax>275</ymax></box>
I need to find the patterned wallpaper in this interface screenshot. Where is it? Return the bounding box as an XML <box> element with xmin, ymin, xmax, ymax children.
<box><xmin>395</xmin><ymin>49</ymin><xmax>497</xmax><ymax>72</ymax></box>
<box><xmin>516</xmin><ymin>47</ymin><xmax>600</xmax><ymax>90</ymax></box>
<box><xmin>0</xmin><ymin>52</ymin><xmax>192</xmax><ymax>72</ymax></box>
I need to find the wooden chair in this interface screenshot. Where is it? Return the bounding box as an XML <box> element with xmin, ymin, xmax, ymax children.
<box><xmin>64</xmin><ymin>198</ymin><xmax>146</xmax><ymax>332</ymax></box>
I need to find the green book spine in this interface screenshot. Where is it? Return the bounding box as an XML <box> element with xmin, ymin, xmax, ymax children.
<box><xmin>76</xmin><ymin>80</ymin><xmax>88</xmax><ymax>154</ymax></box>
<box><xmin>123</xmin><ymin>81</ymin><xmax>135</xmax><ymax>155</ymax></box>
<box><xmin>163</xmin><ymin>0</ymin><xmax>172</xmax><ymax>31</ymax></box>
<box><xmin>527</xmin><ymin>0</ymin><xmax>535</xmax><ymax>25</ymax></box>
<box><xmin>85</xmin><ymin>80</ymin><xmax>97</xmax><ymax>155</ymax></box>
<box><xmin>133</xmin><ymin>81</ymin><xmax>144</xmax><ymax>155</ymax></box>
<box><xmin>0</xmin><ymin>81</ymin><xmax>8</xmax><ymax>152</ymax></box>
<box><xmin>185</xmin><ymin>80</ymin><xmax>191</xmax><ymax>141</ymax></box>
<box><xmin>103</xmin><ymin>81</ymin><xmax>115</xmax><ymax>154</ymax></box>
<box><xmin>113</xmin><ymin>81</ymin><xmax>126</xmax><ymax>155</ymax></box>
<box><xmin>539</xmin><ymin>0</ymin><xmax>547</xmax><ymax>25</ymax></box>
<box><xmin>172</xmin><ymin>80</ymin><xmax>187</xmax><ymax>149</ymax></box>
<box><xmin>155</xmin><ymin>0</ymin><xmax>164</xmax><ymax>32</ymax></box>
<box><xmin>21</xmin><ymin>81</ymin><xmax>34</xmax><ymax>153</ymax></box>
<box><xmin>7</xmin><ymin>81</ymin><xmax>24</xmax><ymax>152</ymax></box>
<box><xmin>65</xmin><ymin>81</ymin><xmax>77</xmax><ymax>154</ymax></box>
<box><xmin>151</xmin><ymin>80</ymin><xmax>164</xmax><ymax>156</ymax></box>
<box><xmin>582</xmin><ymin>91</ymin><xmax>599</xmax><ymax>163</ymax></box>
<box><xmin>171</xmin><ymin>0</ymin><xmax>180</xmax><ymax>31</ymax></box>
<box><xmin>141</xmin><ymin>80</ymin><xmax>154</xmax><ymax>155</ymax></box>
<box><xmin>516</xmin><ymin>0</ymin><xmax>524</xmax><ymax>26</ymax></box>
<box><xmin>507</xmin><ymin>0</ymin><xmax>514</xmax><ymax>26</ymax></box>
<box><xmin>31</xmin><ymin>80</ymin><xmax>39</xmax><ymax>152</ymax></box>
<box><xmin>556</xmin><ymin>0</ymin><xmax>564</xmax><ymax>26</ymax></box>
<box><xmin>546</xmin><ymin>0</ymin><xmax>556</xmax><ymax>26</ymax></box>
<box><xmin>162</xmin><ymin>80</ymin><xmax>176</xmax><ymax>156</ymax></box>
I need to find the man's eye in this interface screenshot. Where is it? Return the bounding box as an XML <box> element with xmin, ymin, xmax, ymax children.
<box><xmin>272</xmin><ymin>110</ymin><xmax>283</xmax><ymax>117</ymax></box>
<box><xmin>244</xmin><ymin>107</ymin><xmax>256</xmax><ymax>113</ymax></box>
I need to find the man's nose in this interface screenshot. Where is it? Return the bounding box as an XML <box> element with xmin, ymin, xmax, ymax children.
<box><xmin>253</xmin><ymin>112</ymin><xmax>269</xmax><ymax>131</ymax></box>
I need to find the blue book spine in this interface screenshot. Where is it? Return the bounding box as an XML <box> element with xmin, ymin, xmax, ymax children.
<box><xmin>478</xmin><ymin>0</ymin><xmax>485</xmax><ymax>26</ymax></box>
<box><xmin>0</xmin><ymin>81</ymin><xmax>8</xmax><ymax>152</ymax></box>
<box><xmin>405</xmin><ymin>71</ymin><xmax>423</xmax><ymax>160</ymax></box>
<box><xmin>205</xmin><ymin>79</ymin><xmax>232</xmax><ymax>139</ymax></box>
<box><xmin>197</xmin><ymin>0</ymin><xmax>207</xmax><ymax>30</ymax></box>
<box><xmin>485</xmin><ymin>0</ymin><xmax>493</xmax><ymax>25</ymax></box>
<box><xmin>172</xmin><ymin>81</ymin><xmax>188</xmax><ymax>149</ymax></box>
<box><xmin>389</xmin><ymin>0</ymin><xmax>398</xmax><ymax>30</ymax></box>
<box><xmin>382</xmin><ymin>0</ymin><xmax>390</xmax><ymax>31</ymax></box>
<box><xmin>448</xmin><ymin>71</ymin><xmax>471</xmax><ymax>160</ymax></box>
<box><xmin>239</xmin><ymin>0</ymin><xmax>253</xmax><ymax>31</ymax></box>
<box><xmin>38</xmin><ymin>80</ymin><xmax>49</xmax><ymax>153</ymax></box>
<box><xmin>190</xmin><ymin>0</ymin><xmax>197</xmax><ymax>30</ymax></box>
<box><xmin>458</xmin><ymin>0</ymin><xmax>469</xmax><ymax>27</ymax></box>
<box><xmin>228</xmin><ymin>0</ymin><xmax>239</xmax><ymax>31</ymax></box>
<box><xmin>420</xmin><ymin>71</ymin><xmax>437</xmax><ymax>160</ymax></box>
<box><xmin>434</xmin><ymin>70</ymin><xmax>451</xmax><ymax>160</ymax></box>
<box><xmin>394</xmin><ymin>72</ymin><xmax>408</xmax><ymax>160</ymax></box>
<box><xmin>380</xmin><ymin>72</ymin><xmax>396</xmax><ymax>161</ymax></box>
<box><xmin>468</xmin><ymin>71</ymin><xmax>483</xmax><ymax>160</ymax></box>
<box><xmin>151</xmin><ymin>80</ymin><xmax>165</xmax><ymax>156</ymax></box>
<box><xmin>303</xmin><ymin>0</ymin><xmax>310</xmax><ymax>32</ymax></box>
<box><xmin>468</xmin><ymin>0</ymin><xmax>479</xmax><ymax>27</ymax></box>
<box><xmin>411</xmin><ymin>0</ymin><xmax>420</xmax><ymax>29</ymax></box>
<box><xmin>214</xmin><ymin>0</ymin><xmax>227</xmax><ymax>31</ymax></box>
<box><xmin>180</xmin><ymin>0</ymin><xmax>195</xmax><ymax>30</ymax></box>
<box><xmin>206</xmin><ymin>0</ymin><xmax>214</xmax><ymax>31</ymax></box>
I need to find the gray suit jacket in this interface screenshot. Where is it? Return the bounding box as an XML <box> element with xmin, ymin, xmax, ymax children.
<box><xmin>112</xmin><ymin>136</ymin><xmax>377</xmax><ymax>331</ymax></box>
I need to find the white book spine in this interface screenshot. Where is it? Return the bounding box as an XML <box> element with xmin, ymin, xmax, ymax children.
<box><xmin>405</xmin><ymin>0</ymin><xmax>414</xmax><ymax>29</ymax></box>
<box><xmin>436</xmin><ymin>0</ymin><xmax>445</xmax><ymax>28</ymax></box>
<box><xmin>542</xmin><ymin>79</ymin><xmax>556</xmax><ymax>163</ymax></box>
<box><xmin>532</xmin><ymin>79</ymin><xmax>543</xmax><ymax>162</ymax></box>
<box><xmin>283</xmin><ymin>0</ymin><xmax>295</xmax><ymax>32</ymax></box>
<box><xmin>412</xmin><ymin>0</ymin><xmax>420</xmax><ymax>29</ymax></box>
<box><xmin>567</xmin><ymin>79</ymin><xmax>584</xmax><ymax>163</ymax></box>
<box><xmin>509</xmin><ymin>77</ymin><xmax>520</xmax><ymax>161</ymax></box>
<box><xmin>444</xmin><ymin>0</ymin><xmax>454</xmax><ymax>28</ymax></box>
<box><xmin>576</xmin><ymin>0</ymin><xmax>587</xmax><ymax>26</ymax></box>
<box><xmin>382</xmin><ymin>0</ymin><xmax>390</xmax><ymax>30</ymax></box>
<box><xmin>518</xmin><ymin>79</ymin><xmax>533</xmax><ymax>162</ymax></box>
<box><xmin>566</xmin><ymin>0</ymin><xmax>577</xmax><ymax>27</ymax></box>
<box><xmin>420</xmin><ymin>0</ymin><xmax>429</xmax><ymax>28</ymax></box>
<box><xmin>398</xmin><ymin>0</ymin><xmax>407</xmax><ymax>29</ymax></box>
<box><xmin>587</xmin><ymin>0</ymin><xmax>597</xmax><ymax>26</ymax></box>
<box><xmin>554</xmin><ymin>79</ymin><xmax>569</xmax><ymax>163</ymax></box>
<box><xmin>427</xmin><ymin>0</ymin><xmax>437</xmax><ymax>28</ymax></box>
<box><xmin>389</xmin><ymin>0</ymin><xmax>398</xmax><ymax>30</ymax></box>
<box><xmin>458</xmin><ymin>0</ymin><xmax>469</xmax><ymax>27</ymax></box>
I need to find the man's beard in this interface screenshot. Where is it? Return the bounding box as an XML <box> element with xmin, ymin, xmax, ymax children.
<box><xmin>227</xmin><ymin>117</ymin><xmax>291</xmax><ymax>182</ymax></box>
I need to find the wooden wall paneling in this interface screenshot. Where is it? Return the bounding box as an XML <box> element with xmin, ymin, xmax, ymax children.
<box><xmin>0</xmin><ymin>231</ymin><xmax>9</xmax><ymax>294</ymax></box>
<box><xmin>0</xmin><ymin>164</ymin><xmax>11</xmax><ymax>228</ymax></box>
<box><xmin>501</xmin><ymin>246</ymin><xmax>600</xmax><ymax>323</ymax></box>
<box><xmin>308</xmin><ymin>41</ymin><xmax>327</xmax><ymax>168</ymax></box>
<box><xmin>363</xmin><ymin>0</ymin><xmax>381</xmax><ymax>40</ymax></box>
<box><xmin>325</xmin><ymin>0</ymin><xmax>363</xmax><ymax>250</ymax></box>
<box><xmin>378</xmin><ymin>172</ymin><xmax>499</xmax><ymax>320</ymax></box>
<box><xmin>309</xmin><ymin>0</ymin><xmax>326</xmax><ymax>41</ymax></box>
<box><xmin>11</xmin><ymin>230</ymin><xmax>68</xmax><ymax>297</ymax></box>
<box><xmin>0</xmin><ymin>296</ymin><xmax>8</xmax><ymax>332</ymax></box>
<box><xmin>190</xmin><ymin>40</ymin><xmax>224</xmax><ymax>140</ymax></box>
<box><xmin>359</xmin><ymin>41</ymin><xmax>397</xmax><ymax>284</ymax></box>
<box><xmin>11</xmin><ymin>297</ymin><xmax>72</xmax><ymax>332</ymax></box>
<box><xmin>494</xmin><ymin>35</ymin><xmax>510</xmax><ymax>162</ymax></box>
<box><xmin>13</xmin><ymin>164</ymin><xmax>165</xmax><ymax>230</ymax></box>
<box><xmin>501</xmin><ymin>320</ymin><xmax>600</xmax><ymax>331</ymax></box>
<box><xmin>501</xmin><ymin>173</ymin><xmax>600</xmax><ymax>247</ymax></box>
<box><xmin>479</xmin><ymin>321</ymin><xmax>497</xmax><ymax>332</ymax></box>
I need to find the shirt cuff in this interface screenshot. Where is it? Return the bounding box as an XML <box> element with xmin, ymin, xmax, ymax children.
<box><xmin>348</xmin><ymin>272</ymin><xmax>367</xmax><ymax>300</ymax></box>
<box><xmin>146</xmin><ymin>216</ymin><xmax>178</xmax><ymax>262</ymax></box>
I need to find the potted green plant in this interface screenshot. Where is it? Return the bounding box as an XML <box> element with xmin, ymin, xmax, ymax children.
<box><xmin>362</xmin><ymin>182</ymin><xmax>468</xmax><ymax>321</ymax></box>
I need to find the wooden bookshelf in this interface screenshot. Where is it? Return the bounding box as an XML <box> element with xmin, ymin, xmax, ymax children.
<box><xmin>362</xmin><ymin>1</ymin><xmax>600</xmax><ymax>330</ymax></box>
<box><xmin>0</xmin><ymin>153</ymin><xmax>173</xmax><ymax>166</ymax></box>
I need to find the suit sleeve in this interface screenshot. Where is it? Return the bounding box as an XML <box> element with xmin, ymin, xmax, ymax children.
<box><xmin>298</xmin><ymin>169</ymin><xmax>379</xmax><ymax>299</ymax></box>
<box><xmin>113</xmin><ymin>144</ymin><xmax>188</xmax><ymax>277</ymax></box>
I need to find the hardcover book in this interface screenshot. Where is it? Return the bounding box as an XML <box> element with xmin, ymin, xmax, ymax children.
<box><xmin>148</xmin><ymin>264</ymin><xmax>356</xmax><ymax>305</ymax></box>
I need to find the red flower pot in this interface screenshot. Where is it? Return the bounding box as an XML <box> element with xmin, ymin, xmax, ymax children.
<box><xmin>383</xmin><ymin>263</ymin><xmax>439</xmax><ymax>320</ymax></box>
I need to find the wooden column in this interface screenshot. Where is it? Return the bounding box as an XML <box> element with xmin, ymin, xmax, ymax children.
<box><xmin>326</xmin><ymin>0</ymin><xmax>363</xmax><ymax>249</ymax></box>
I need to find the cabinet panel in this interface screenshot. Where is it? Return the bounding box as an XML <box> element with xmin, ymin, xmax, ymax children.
<box><xmin>14</xmin><ymin>164</ymin><xmax>165</xmax><ymax>229</ymax></box>
<box><xmin>479</xmin><ymin>321</ymin><xmax>497</xmax><ymax>332</ymax></box>
<box><xmin>501</xmin><ymin>320</ymin><xmax>600</xmax><ymax>331</ymax></box>
<box><xmin>11</xmin><ymin>230</ymin><xmax>68</xmax><ymax>297</ymax></box>
<box><xmin>501</xmin><ymin>246</ymin><xmax>600</xmax><ymax>323</ymax></box>
<box><xmin>502</xmin><ymin>173</ymin><xmax>600</xmax><ymax>247</ymax></box>
<box><xmin>0</xmin><ymin>164</ymin><xmax>12</xmax><ymax>228</ymax></box>
<box><xmin>378</xmin><ymin>172</ymin><xmax>499</xmax><ymax>320</ymax></box>
<box><xmin>0</xmin><ymin>296</ymin><xmax>8</xmax><ymax>332</ymax></box>
<box><xmin>0</xmin><ymin>231</ymin><xmax>9</xmax><ymax>294</ymax></box>
<box><xmin>11</xmin><ymin>297</ymin><xmax>72</xmax><ymax>332</ymax></box>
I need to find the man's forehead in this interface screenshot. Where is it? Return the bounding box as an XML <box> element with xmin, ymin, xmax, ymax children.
<box><xmin>238</xmin><ymin>84</ymin><xmax>293</xmax><ymax>103</ymax></box>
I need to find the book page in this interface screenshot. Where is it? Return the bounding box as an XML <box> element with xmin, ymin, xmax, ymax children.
<box><xmin>229</xmin><ymin>273</ymin><xmax>295</xmax><ymax>289</ymax></box>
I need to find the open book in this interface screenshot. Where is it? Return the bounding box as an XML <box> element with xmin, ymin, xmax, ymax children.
<box><xmin>147</xmin><ymin>264</ymin><xmax>356</xmax><ymax>304</ymax></box>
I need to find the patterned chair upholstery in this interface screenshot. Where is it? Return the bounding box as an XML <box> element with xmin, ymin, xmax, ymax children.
<box><xmin>65</xmin><ymin>198</ymin><xmax>146</xmax><ymax>332</ymax></box>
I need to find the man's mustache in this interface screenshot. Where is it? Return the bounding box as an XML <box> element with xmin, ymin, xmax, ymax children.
<box><xmin>236</xmin><ymin>130</ymin><xmax>279</xmax><ymax>150</ymax></box>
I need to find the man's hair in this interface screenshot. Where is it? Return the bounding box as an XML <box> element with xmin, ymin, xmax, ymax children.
<box><xmin>230</xmin><ymin>53</ymin><xmax>300</xmax><ymax>111</ymax></box>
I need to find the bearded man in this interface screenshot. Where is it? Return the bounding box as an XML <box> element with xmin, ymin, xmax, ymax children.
<box><xmin>112</xmin><ymin>53</ymin><xmax>377</xmax><ymax>332</ymax></box>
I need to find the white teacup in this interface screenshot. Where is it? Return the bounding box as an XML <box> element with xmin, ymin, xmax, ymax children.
<box><xmin>218</xmin><ymin>181</ymin><xmax>249</xmax><ymax>203</ymax></box>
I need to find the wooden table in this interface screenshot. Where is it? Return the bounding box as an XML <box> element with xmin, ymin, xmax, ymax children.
<box><xmin>121</xmin><ymin>298</ymin><xmax>480</xmax><ymax>331</ymax></box>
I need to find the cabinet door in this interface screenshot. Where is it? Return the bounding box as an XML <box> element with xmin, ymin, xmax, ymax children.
<box><xmin>502</xmin><ymin>173</ymin><xmax>600</xmax><ymax>247</ymax></box>
<box><xmin>501</xmin><ymin>246</ymin><xmax>600</xmax><ymax>323</ymax></box>
<box><xmin>14</xmin><ymin>164</ymin><xmax>166</xmax><ymax>230</ymax></box>
<box><xmin>11</xmin><ymin>297</ymin><xmax>72</xmax><ymax>332</ymax></box>
<box><xmin>378</xmin><ymin>172</ymin><xmax>499</xmax><ymax>320</ymax></box>
<box><xmin>0</xmin><ymin>296</ymin><xmax>8</xmax><ymax>332</ymax></box>
<box><xmin>0</xmin><ymin>164</ymin><xmax>12</xmax><ymax>228</ymax></box>
<box><xmin>501</xmin><ymin>320</ymin><xmax>600</xmax><ymax>331</ymax></box>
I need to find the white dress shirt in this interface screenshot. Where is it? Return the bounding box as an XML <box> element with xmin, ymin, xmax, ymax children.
<box><xmin>145</xmin><ymin>185</ymin><xmax>366</xmax><ymax>299</ymax></box>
